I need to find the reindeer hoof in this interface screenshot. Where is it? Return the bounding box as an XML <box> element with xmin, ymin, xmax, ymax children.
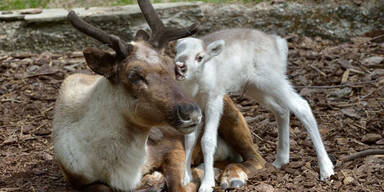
<box><xmin>220</xmin><ymin>163</ymin><xmax>248</xmax><ymax>189</ymax></box>
<box><xmin>272</xmin><ymin>159</ymin><xmax>289</xmax><ymax>169</ymax></box>
<box><xmin>230</xmin><ymin>179</ymin><xmax>245</xmax><ymax>188</ymax></box>
<box><xmin>318</xmin><ymin>154</ymin><xmax>335</xmax><ymax>181</ymax></box>
<box><xmin>198</xmin><ymin>185</ymin><xmax>214</xmax><ymax>192</ymax></box>
<box><xmin>320</xmin><ymin>159</ymin><xmax>335</xmax><ymax>181</ymax></box>
<box><xmin>220</xmin><ymin>182</ymin><xmax>228</xmax><ymax>189</ymax></box>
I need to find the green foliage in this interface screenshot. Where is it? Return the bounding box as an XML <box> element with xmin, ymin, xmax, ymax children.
<box><xmin>165</xmin><ymin>0</ymin><xmax>263</xmax><ymax>3</ymax></box>
<box><xmin>0</xmin><ymin>0</ymin><xmax>51</xmax><ymax>10</ymax></box>
<box><xmin>114</xmin><ymin>0</ymin><xmax>135</xmax><ymax>6</ymax></box>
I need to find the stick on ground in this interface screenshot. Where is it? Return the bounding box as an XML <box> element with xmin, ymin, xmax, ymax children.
<box><xmin>342</xmin><ymin>149</ymin><xmax>384</xmax><ymax>162</ymax></box>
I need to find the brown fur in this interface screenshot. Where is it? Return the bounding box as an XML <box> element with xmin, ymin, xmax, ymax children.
<box><xmin>219</xmin><ymin>96</ymin><xmax>266</xmax><ymax>176</ymax></box>
<box><xmin>134</xmin><ymin>96</ymin><xmax>265</xmax><ymax>191</ymax></box>
<box><xmin>59</xmin><ymin>90</ymin><xmax>264</xmax><ymax>192</ymax></box>
<box><xmin>56</xmin><ymin>2</ymin><xmax>202</xmax><ymax>191</ymax></box>
<box><xmin>56</xmin><ymin>42</ymin><xmax>200</xmax><ymax>192</ymax></box>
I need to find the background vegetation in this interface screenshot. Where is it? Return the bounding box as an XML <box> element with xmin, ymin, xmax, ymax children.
<box><xmin>0</xmin><ymin>0</ymin><xmax>263</xmax><ymax>10</ymax></box>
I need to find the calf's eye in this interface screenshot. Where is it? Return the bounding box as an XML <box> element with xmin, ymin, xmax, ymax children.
<box><xmin>195</xmin><ymin>55</ymin><xmax>203</xmax><ymax>62</ymax></box>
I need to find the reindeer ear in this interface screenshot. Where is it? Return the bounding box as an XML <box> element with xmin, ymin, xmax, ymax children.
<box><xmin>83</xmin><ymin>47</ymin><xmax>117</xmax><ymax>79</ymax></box>
<box><xmin>135</xmin><ymin>30</ymin><xmax>150</xmax><ymax>41</ymax></box>
<box><xmin>206</xmin><ymin>40</ymin><xmax>225</xmax><ymax>59</ymax></box>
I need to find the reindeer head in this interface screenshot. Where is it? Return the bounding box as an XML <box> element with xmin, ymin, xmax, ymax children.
<box><xmin>174</xmin><ymin>38</ymin><xmax>225</xmax><ymax>81</ymax></box>
<box><xmin>68</xmin><ymin>0</ymin><xmax>201</xmax><ymax>133</ymax></box>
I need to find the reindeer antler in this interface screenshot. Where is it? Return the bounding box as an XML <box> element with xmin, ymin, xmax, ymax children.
<box><xmin>138</xmin><ymin>0</ymin><xmax>199</xmax><ymax>48</ymax></box>
<box><xmin>67</xmin><ymin>11</ymin><xmax>132</xmax><ymax>59</ymax></box>
<box><xmin>68</xmin><ymin>1</ymin><xmax>198</xmax><ymax>54</ymax></box>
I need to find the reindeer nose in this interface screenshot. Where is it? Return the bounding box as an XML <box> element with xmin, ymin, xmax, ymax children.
<box><xmin>175</xmin><ymin>61</ymin><xmax>187</xmax><ymax>74</ymax></box>
<box><xmin>176</xmin><ymin>103</ymin><xmax>201</xmax><ymax>122</ymax></box>
<box><xmin>176</xmin><ymin>61</ymin><xmax>185</xmax><ymax>68</ymax></box>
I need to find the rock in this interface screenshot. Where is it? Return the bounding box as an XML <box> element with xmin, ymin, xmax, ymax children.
<box><xmin>329</xmin><ymin>88</ymin><xmax>352</xmax><ymax>99</ymax></box>
<box><xmin>362</xmin><ymin>133</ymin><xmax>382</xmax><ymax>143</ymax></box>
<box><xmin>343</xmin><ymin>176</ymin><xmax>354</xmax><ymax>185</ymax></box>
<box><xmin>42</xmin><ymin>152</ymin><xmax>53</xmax><ymax>161</ymax></box>
<box><xmin>371</xmin><ymin>69</ymin><xmax>384</xmax><ymax>80</ymax></box>
<box><xmin>336</xmin><ymin>137</ymin><xmax>348</xmax><ymax>145</ymax></box>
<box><xmin>254</xmin><ymin>183</ymin><xmax>275</xmax><ymax>192</ymax></box>
<box><xmin>35</xmin><ymin>52</ymin><xmax>52</xmax><ymax>65</ymax></box>
<box><xmin>337</xmin><ymin>59</ymin><xmax>353</xmax><ymax>69</ymax></box>
<box><xmin>27</xmin><ymin>65</ymin><xmax>40</xmax><ymax>73</ymax></box>
<box><xmin>34</xmin><ymin>127</ymin><xmax>51</xmax><ymax>136</ymax></box>
<box><xmin>22</xmin><ymin>125</ymin><xmax>35</xmax><ymax>133</ymax></box>
<box><xmin>361</xmin><ymin>56</ymin><xmax>384</xmax><ymax>66</ymax></box>
<box><xmin>299</xmin><ymin>88</ymin><xmax>322</xmax><ymax>97</ymax></box>
<box><xmin>10</xmin><ymin>62</ymin><xmax>19</xmax><ymax>69</ymax></box>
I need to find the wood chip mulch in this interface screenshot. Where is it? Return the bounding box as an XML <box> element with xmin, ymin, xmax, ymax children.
<box><xmin>1</xmin><ymin>34</ymin><xmax>383</xmax><ymax>192</ymax></box>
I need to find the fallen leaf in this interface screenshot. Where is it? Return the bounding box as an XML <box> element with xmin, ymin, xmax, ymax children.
<box><xmin>341</xmin><ymin>108</ymin><xmax>360</xmax><ymax>119</ymax></box>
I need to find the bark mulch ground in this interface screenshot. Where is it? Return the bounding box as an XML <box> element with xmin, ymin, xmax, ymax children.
<box><xmin>1</xmin><ymin>33</ymin><xmax>383</xmax><ymax>191</ymax></box>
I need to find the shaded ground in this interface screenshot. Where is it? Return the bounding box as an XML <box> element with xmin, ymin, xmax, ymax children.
<box><xmin>0</xmin><ymin>33</ymin><xmax>384</xmax><ymax>191</ymax></box>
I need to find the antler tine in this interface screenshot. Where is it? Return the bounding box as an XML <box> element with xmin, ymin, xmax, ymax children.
<box><xmin>138</xmin><ymin>0</ymin><xmax>165</xmax><ymax>36</ymax></box>
<box><xmin>138</xmin><ymin>0</ymin><xmax>199</xmax><ymax>48</ymax></box>
<box><xmin>67</xmin><ymin>11</ymin><xmax>131</xmax><ymax>58</ymax></box>
<box><xmin>160</xmin><ymin>23</ymin><xmax>200</xmax><ymax>44</ymax></box>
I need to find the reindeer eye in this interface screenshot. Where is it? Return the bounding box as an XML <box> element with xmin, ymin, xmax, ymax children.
<box><xmin>195</xmin><ymin>55</ymin><xmax>203</xmax><ymax>62</ymax></box>
<box><xmin>128</xmin><ymin>71</ymin><xmax>147</xmax><ymax>84</ymax></box>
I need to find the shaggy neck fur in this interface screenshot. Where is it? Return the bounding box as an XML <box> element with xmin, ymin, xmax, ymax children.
<box><xmin>53</xmin><ymin>75</ymin><xmax>150</xmax><ymax>191</ymax></box>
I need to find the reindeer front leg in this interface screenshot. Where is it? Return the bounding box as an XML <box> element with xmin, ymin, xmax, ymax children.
<box><xmin>199</xmin><ymin>94</ymin><xmax>224</xmax><ymax>192</ymax></box>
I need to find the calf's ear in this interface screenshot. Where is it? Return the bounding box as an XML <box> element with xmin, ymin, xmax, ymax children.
<box><xmin>206</xmin><ymin>40</ymin><xmax>225</xmax><ymax>60</ymax></box>
<box><xmin>83</xmin><ymin>47</ymin><xmax>117</xmax><ymax>80</ymax></box>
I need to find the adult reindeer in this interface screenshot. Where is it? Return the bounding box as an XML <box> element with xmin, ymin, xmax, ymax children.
<box><xmin>52</xmin><ymin>0</ymin><xmax>201</xmax><ymax>191</ymax></box>
<box><xmin>53</xmin><ymin>1</ymin><xmax>265</xmax><ymax>192</ymax></box>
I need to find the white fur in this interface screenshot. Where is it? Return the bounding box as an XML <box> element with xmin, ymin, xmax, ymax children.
<box><xmin>53</xmin><ymin>74</ymin><xmax>148</xmax><ymax>191</ymax></box>
<box><xmin>134</xmin><ymin>43</ymin><xmax>161</xmax><ymax>64</ymax></box>
<box><xmin>175</xmin><ymin>29</ymin><xmax>334</xmax><ymax>191</ymax></box>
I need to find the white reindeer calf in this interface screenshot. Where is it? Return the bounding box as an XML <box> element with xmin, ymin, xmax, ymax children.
<box><xmin>175</xmin><ymin>29</ymin><xmax>334</xmax><ymax>192</ymax></box>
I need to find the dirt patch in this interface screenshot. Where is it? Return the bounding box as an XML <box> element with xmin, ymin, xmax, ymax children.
<box><xmin>1</xmin><ymin>33</ymin><xmax>384</xmax><ymax>191</ymax></box>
